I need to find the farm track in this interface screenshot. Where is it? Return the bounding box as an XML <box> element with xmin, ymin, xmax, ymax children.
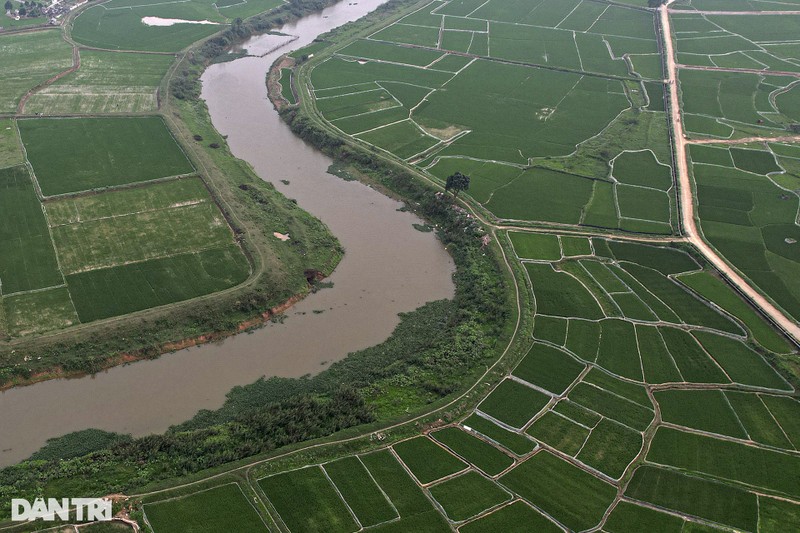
<box><xmin>660</xmin><ymin>1</ymin><xmax>800</xmax><ymax>345</ymax></box>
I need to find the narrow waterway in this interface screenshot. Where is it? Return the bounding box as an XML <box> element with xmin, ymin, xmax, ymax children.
<box><xmin>0</xmin><ymin>0</ymin><xmax>455</xmax><ymax>467</ymax></box>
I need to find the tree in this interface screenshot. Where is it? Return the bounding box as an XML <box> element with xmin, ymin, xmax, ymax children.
<box><xmin>4</xmin><ymin>1</ymin><xmax>12</xmax><ymax>12</ymax></box>
<box><xmin>445</xmin><ymin>172</ymin><xmax>470</xmax><ymax>199</ymax></box>
<box><xmin>18</xmin><ymin>5</ymin><xmax>26</xmax><ymax>16</ymax></box>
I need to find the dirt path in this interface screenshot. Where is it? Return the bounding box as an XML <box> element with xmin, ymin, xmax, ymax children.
<box><xmin>660</xmin><ymin>1</ymin><xmax>800</xmax><ymax>344</ymax></box>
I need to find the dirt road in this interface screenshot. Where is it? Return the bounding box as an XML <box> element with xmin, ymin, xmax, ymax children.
<box><xmin>660</xmin><ymin>1</ymin><xmax>800</xmax><ymax>343</ymax></box>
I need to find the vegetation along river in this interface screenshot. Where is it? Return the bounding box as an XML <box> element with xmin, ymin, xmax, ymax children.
<box><xmin>0</xmin><ymin>0</ymin><xmax>454</xmax><ymax>467</ymax></box>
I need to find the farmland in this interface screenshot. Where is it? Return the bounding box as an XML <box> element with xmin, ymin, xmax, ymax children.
<box><xmin>4</xmin><ymin>0</ymin><xmax>800</xmax><ymax>531</ymax></box>
<box><xmin>23</xmin><ymin>51</ymin><xmax>174</xmax><ymax>115</ymax></box>
<box><xmin>304</xmin><ymin>0</ymin><xmax>677</xmax><ymax>233</ymax></box>
<box><xmin>153</xmin><ymin>233</ymin><xmax>797</xmax><ymax>532</ymax></box>
<box><xmin>19</xmin><ymin>117</ymin><xmax>195</xmax><ymax>196</ymax></box>
<box><xmin>689</xmin><ymin>144</ymin><xmax>800</xmax><ymax>322</ymax></box>
<box><xmin>0</xmin><ymin>30</ymin><xmax>73</xmax><ymax>113</ymax></box>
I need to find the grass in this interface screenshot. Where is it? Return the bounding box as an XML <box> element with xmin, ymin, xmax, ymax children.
<box><xmin>392</xmin><ymin>437</ymin><xmax>467</xmax><ymax>484</ymax></box>
<box><xmin>0</xmin><ymin>30</ymin><xmax>73</xmax><ymax>113</ymax></box>
<box><xmin>511</xmin><ymin>343</ymin><xmax>584</xmax><ymax>395</ymax></box>
<box><xmin>431</xmin><ymin>427</ymin><xmax>513</xmax><ymax>476</ymax></box>
<box><xmin>323</xmin><ymin>457</ymin><xmax>398</xmax><ymax>527</ymax></box>
<box><xmin>461</xmin><ymin>414</ymin><xmax>537</xmax><ymax>456</ymax></box>
<box><xmin>19</xmin><ymin>117</ymin><xmax>194</xmax><ymax>196</ymax></box>
<box><xmin>654</xmin><ymin>389</ymin><xmax>747</xmax><ymax>439</ymax></box>
<box><xmin>0</xmin><ymin>165</ymin><xmax>63</xmax><ymax>295</ymax></box>
<box><xmin>66</xmin><ymin>244</ymin><xmax>250</xmax><ymax>323</ymax></box>
<box><xmin>647</xmin><ymin>427</ymin><xmax>800</xmax><ymax>499</ymax></box>
<box><xmin>25</xmin><ymin>50</ymin><xmax>173</xmax><ymax>115</ymax></box>
<box><xmin>145</xmin><ymin>484</ymin><xmax>266</xmax><ymax>532</ymax></box>
<box><xmin>459</xmin><ymin>501</ymin><xmax>561</xmax><ymax>533</ymax></box>
<box><xmin>576</xmin><ymin>418</ymin><xmax>643</xmax><ymax>479</ymax></box>
<box><xmin>625</xmin><ymin>465</ymin><xmax>758</xmax><ymax>531</ymax></box>
<box><xmin>676</xmin><ymin>271</ymin><xmax>792</xmax><ymax>353</ymax></box>
<box><xmin>526</xmin><ymin>411</ymin><xmax>591</xmax><ymax>456</ymax></box>
<box><xmin>499</xmin><ymin>451</ymin><xmax>617</xmax><ymax>532</ymax></box>
<box><xmin>0</xmin><ymin>119</ymin><xmax>24</xmax><ymax>169</ymax></box>
<box><xmin>428</xmin><ymin>471</ymin><xmax>511</xmax><ymax>522</ymax></box>
<box><xmin>477</xmin><ymin>379</ymin><xmax>551</xmax><ymax>429</ymax></box>
<box><xmin>509</xmin><ymin>232</ymin><xmax>561</xmax><ymax>261</ymax></box>
<box><xmin>3</xmin><ymin>287</ymin><xmax>78</xmax><ymax>337</ymax></box>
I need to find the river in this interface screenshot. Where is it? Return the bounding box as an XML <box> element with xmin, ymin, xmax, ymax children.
<box><xmin>0</xmin><ymin>0</ymin><xmax>454</xmax><ymax>467</ymax></box>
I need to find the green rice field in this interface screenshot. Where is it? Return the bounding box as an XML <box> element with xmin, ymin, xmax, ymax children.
<box><xmin>19</xmin><ymin>116</ymin><xmax>194</xmax><ymax>196</ymax></box>
<box><xmin>24</xmin><ymin>50</ymin><xmax>173</xmax><ymax>115</ymax></box>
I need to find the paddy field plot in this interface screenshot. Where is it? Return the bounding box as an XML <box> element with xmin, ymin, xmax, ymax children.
<box><xmin>459</xmin><ymin>501</ymin><xmax>561</xmax><ymax>533</ymax></box>
<box><xmin>690</xmin><ymin>153</ymin><xmax>800</xmax><ymax>322</ymax></box>
<box><xmin>672</xmin><ymin>13</ymin><xmax>800</xmax><ymax>73</ymax></box>
<box><xmin>0</xmin><ymin>165</ymin><xmax>63</xmax><ymax>295</ymax></box>
<box><xmin>259</xmin><ymin>466</ymin><xmax>359</xmax><ymax>533</ymax></box>
<box><xmin>0</xmin><ymin>30</ymin><xmax>73</xmax><ymax>114</ymax></box>
<box><xmin>477</xmin><ymin>378</ymin><xmax>551</xmax><ymax>429</ymax></box>
<box><xmin>431</xmin><ymin>427</ymin><xmax>514</xmax><ymax>476</ymax></box>
<box><xmin>428</xmin><ymin>471</ymin><xmax>511</xmax><ymax>522</ymax></box>
<box><xmin>626</xmin><ymin>465</ymin><xmax>758</xmax><ymax>531</ymax></box>
<box><xmin>647</xmin><ymin>427</ymin><xmax>800</xmax><ymax>499</ymax></box>
<box><xmin>0</xmin><ymin>119</ymin><xmax>24</xmax><ymax>169</ymax></box>
<box><xmin>19</xmin><ymin>117</ymin><xmax>194</xmax><ymax>196</ymax></box>
<box><xmin>678</xmin><ymin>70</ymin><xmax>800</xmax><ymax>137</ymax></box>
<box><xmin>71</xmin><ymin>0</ymin><xmax>231</xmax><ymax>52</ymax></box>
<box><xmin>144</xmin><ymin>483</ymin><xmax>267</xmax><ymax>533</ymax></box>
<box><xmin>460</xmin><ymin>413</ymin><xmax>537</xmax><ymax>456</ymax></box>
<box><xmin>392</xmin><ymin>436</ymin><xmax>468</xmax><ymax>484</ymax></box>
<box><xmin>24</xmin><ymin>50</ymin><xmax>173</xmax><ymax>115</ymax></box>
<box><xmin>499</xmin><ymin>451</ymin><xmax>617</xmax><ymax>532</ymax></box>
<box><xmin>322</xmin><ymin>457</ymin><xmax>399</xmax><ymax>527</ymax></box>
<box><xmin>46</xmin><ymin>177</ymin><xmax>234</xmax><ymax>274</ymax></box>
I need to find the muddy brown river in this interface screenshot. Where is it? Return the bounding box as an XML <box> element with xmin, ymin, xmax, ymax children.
<box><xmin>0</xmin><ymin>0</ymin><xmax>454</xmax><ymax>467</ymax></box>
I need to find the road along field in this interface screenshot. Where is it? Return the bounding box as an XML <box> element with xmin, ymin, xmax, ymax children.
<box><xmin>688</xmin><ymin>143</ymin><xmax>800</xmax><ymax>324</ymax></box>
<box><xmin>305</xmin><ymin>0</ymin><xmax>678</xmax><ymax>233</ymax></box>
<box><xmin>139</xmin><ymin>231</ymin><xmax>800</xmax><ymax>532</ymax></box>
